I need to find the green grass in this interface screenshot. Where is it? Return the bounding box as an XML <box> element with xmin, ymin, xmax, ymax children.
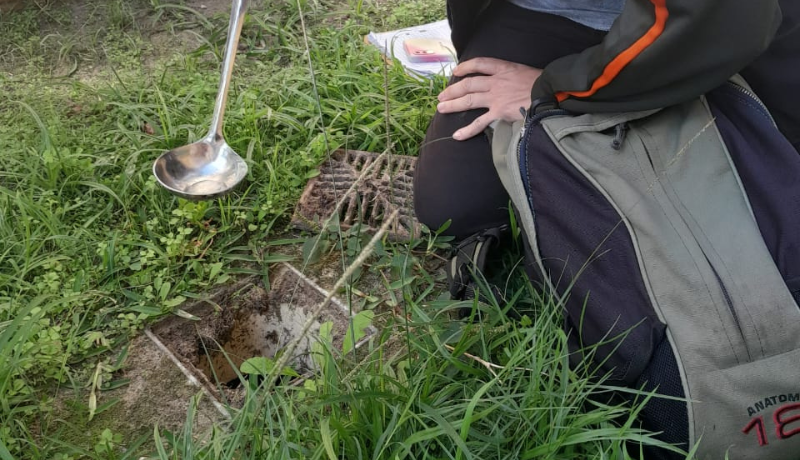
<box><xmin>138</xmin><ymin>294</ymin><xmax>685</xmax><ymax>460</ymax></box>
<box><xmin>0</xmin><ymin>0</ymin><xmax>691</xmax><ymax>458</ymax></box>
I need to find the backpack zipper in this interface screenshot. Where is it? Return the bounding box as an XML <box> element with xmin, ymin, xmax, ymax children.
<box><xmin>727</xmin><ymin>82</ymin><xmax>775</xmax><ymax>125</ymax></box>
<box><xmin>517</xmin><ymin>108</ymin><xmax>571</xmax><ymax>202</ymax></box>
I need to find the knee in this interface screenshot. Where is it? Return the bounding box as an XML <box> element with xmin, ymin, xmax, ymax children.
<box><xmin>412</xmin><ymin>138</ymin><xmax>509</xmax><ymax>240</ymax></box>
<box><xmin>412</xmin><ymin>111</ymin><xmax>510</xmax><ymax>239</ymax></box>
<box><xmin>413</xmin><ymin>148</ymin><xmax>453</xmax><ymax>235</ymax></box>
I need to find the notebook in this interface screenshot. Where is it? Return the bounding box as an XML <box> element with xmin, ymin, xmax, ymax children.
<box><xmin>365</xmin><ymin>19</ymin><xmax>456</xmax><ymax>79</ymax></box>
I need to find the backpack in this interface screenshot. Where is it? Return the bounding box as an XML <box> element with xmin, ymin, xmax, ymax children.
<box><xmin>467</xmin><ymin>75</ymin><xmax>800</xmax><ymax>459</ymax></box>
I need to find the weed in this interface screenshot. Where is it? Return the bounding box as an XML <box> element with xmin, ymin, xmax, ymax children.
<box><xmin>0</xmin><ymin>0</ymin><xmax>689</xmax><ymax>459</ymax></box>
<box><xmin>0</xmin><ymin>0</ymin><xmax>439</xmax><ymax>454</ymax></box>
<box><xmin>149</xmin><ymin>287</ymin><xmax>685</xmax><ymax>459</ymax></box>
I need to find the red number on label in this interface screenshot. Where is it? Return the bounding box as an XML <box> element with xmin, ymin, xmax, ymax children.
<box><xmin>743</xmin><ymin>416</ymin><xmax>769</xmax><ymax>446</ymax></box>
<box><xmin>774</xmin><ymin>403</ymin><xmax>800</xmax><ymax>440</ymax></box>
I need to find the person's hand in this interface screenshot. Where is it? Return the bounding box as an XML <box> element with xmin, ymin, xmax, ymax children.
<box><xmin>437</xmin><ymin>57</ymin><xmax>543</xmax><ymax>141</ymax></box>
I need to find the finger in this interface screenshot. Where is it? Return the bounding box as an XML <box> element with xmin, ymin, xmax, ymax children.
<box><xmin>453</xmin><ymin>112</ymin><xmax>496</xmax><ymax>141</ymax></box>
<box><xmin>438</xmin><ymin>76</ymin><xmax>492</xmax><ymax>102</ymax></box>
<box><xmin>437</xmin><ymin>92</ymin><xmax>491</xmax><ymax>114</ymax></box>
<box><xmin>453</xmin><ymin>57</ymin><xmax>510</xmax><ymax>77</ymax></box>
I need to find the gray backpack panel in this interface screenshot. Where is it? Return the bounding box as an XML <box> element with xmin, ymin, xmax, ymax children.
<box><xmin>491</xmin><ymin>77</ymin><xmax>800</xmax><ymax>459</ymax></box>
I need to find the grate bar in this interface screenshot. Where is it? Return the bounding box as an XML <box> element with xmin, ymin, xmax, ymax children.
<box><xmin>292</xmin><ymin>150</ymin><xmax>421</xmax><ymax>241</ymax></box>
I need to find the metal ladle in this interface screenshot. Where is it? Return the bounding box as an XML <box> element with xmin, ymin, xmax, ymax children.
<box><xmin>153</xmin><ymin>0</ymin><xmax>250</xmax><ymax>200</ymax></box>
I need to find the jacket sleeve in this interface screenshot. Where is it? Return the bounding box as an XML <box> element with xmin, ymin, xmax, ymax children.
<box><xmin>531</xmin><ymin>0</ymin><xmax>783</xmax><ymax>113</ymax></box>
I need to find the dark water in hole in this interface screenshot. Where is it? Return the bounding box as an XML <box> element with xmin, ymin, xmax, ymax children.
<box><xmin>224</xmin><ymin>374</ymin><xmax>293</xmax><ymax>390</ymax></box>
<box><xmin>225</xmin><ymin>377</ymin><xmax>244</xmax><ymax>389</ymax></box>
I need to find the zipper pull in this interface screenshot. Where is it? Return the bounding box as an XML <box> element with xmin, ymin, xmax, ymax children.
<box><xmin>611</xmin><ymin>122</ymin><xmax>628</xmax><ymax>150</ymax></box>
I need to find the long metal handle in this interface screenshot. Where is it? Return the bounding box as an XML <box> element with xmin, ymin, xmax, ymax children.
<box><xmin>207</xmin><ymin>0</ymin><xmax>249</xmax><ymax>140</ymax></box>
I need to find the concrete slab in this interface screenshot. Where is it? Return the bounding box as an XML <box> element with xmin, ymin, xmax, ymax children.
<box><xmin>49</xmin><ymin>333</ymin><xmax>225</xmax><ymax>456</ymax></box>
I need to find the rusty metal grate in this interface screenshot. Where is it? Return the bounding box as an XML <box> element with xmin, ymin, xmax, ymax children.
<box><xmin>292</xmin><ymin>150</ymin><xmax>420</xmax><ymax>241</ymax></box>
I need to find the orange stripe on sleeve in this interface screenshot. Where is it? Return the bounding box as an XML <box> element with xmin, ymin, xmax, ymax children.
<box><xmin>555</xmin><ymin>0</ymin><xmax>669</xmax><ymax>103</ymax></box>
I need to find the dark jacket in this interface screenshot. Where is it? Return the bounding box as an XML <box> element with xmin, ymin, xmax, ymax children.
<box><xmin>447</xmin><ymin>0</ymin><xmax>784</xmax><ymax>113</ymax></box>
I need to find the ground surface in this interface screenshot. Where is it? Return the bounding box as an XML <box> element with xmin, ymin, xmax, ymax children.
<box><xmin>0</xmin><ymin>1</ymin><xmax>685</xmax><ymax>458</ymax></box>
<box><xmin>1</xmin><ymin>0</ymin><xmax>451</xmax><ymax>455</ymax></box>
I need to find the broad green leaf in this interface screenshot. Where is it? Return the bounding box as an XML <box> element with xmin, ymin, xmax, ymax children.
<box><xmin>302</xmin><ymin>235</ymin><xmax>330</xmax><ymax>265</ymax></box>
<box><xmin>126</xmin><ymin>305</ymin><xmax>163</xmax><ymax>316</ymax></box>
<box><xmin>240</xmin><ymin>356</ymin><xmax>300</xmax><ymax>378</ymax></box>
<box><xmin>240</xmin><ymin>356</ymin><xmax>274</xmax><ymax>375</ymax></box>
<box><xmin>159</xmin><ymin>281</ymin><xmax>171</xmax><ymax>301</ymax></box>
<box><xmin>342</xmin><ymin>310</ymin><xmax>374</xmax><ymax>354</ymax></box>
<box><xmin>164</xmin><ymin>296</ymin><xmax>187</xmax><ymax>310</ymax></box>
<box><xmin>320</xmin><ymin>419</ymin><xmax>337</xmax><ymax>460</ymax></box>
<box><xmin>208</xmin><ymin>262</ymin><xmax>224</xmax><ymax>280</ymax></box>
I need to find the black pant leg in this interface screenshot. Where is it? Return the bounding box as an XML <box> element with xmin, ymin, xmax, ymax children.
<box><xmin>414</xmin><ymin>99</ymin><xmax>510</xmax><ymax>240</ymax></box>
<box><xmin>413</xmin><ymin>2</ymin><xmax>607</xmax><ymax>240</ymax></box>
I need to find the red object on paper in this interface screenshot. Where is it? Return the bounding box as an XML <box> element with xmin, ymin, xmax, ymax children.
<box><xmin>403</xmin><ymin>38</ymin><xmax>455</xmax><ymax>63</ymax></box>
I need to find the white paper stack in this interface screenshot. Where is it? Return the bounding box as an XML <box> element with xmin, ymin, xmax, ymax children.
<box><xmin>365</xmin><ymin>19</ymin><xmax>456</xmax><ymax>79</ymax></box>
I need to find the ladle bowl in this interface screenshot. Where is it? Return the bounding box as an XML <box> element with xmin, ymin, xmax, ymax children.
<box><xmin>153</xmin><ymin>136</ymin><xmax>248</xmax><ymax>201</ymax></box>
<box><xmin>153</xmin><ymin>0</ymin><xmax>249</xmax><ymax>201</ymax></box>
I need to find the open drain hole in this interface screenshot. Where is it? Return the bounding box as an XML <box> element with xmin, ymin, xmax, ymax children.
<box><xmin>193</xmin><ymin>309</ymin><xmax>287</xmax><ymax>390</ymax></box>
<box><xmin>221</xmin><ymin>374</ymin><xmax>293</xmax><ymax>390</ymax></box>
<box><xmin>150</xmin><ymin>265</ymin><xmax>377</xmax><ymax>403</ymax></box>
